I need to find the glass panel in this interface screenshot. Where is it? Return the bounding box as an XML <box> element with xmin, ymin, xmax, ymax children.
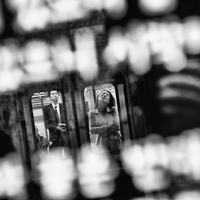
<box><xmin>84</xmin><ymin>83</ymin><xmax>123</xmax><ymax>154</ymax></box>
<box><xmin>31</xmin><ymin>90</ymin><xmax>70</xmax><ymax>158</ymax></box>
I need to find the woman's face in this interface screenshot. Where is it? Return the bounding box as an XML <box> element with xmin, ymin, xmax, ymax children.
<box><xmin>98</xmin><ymin>90</ymin><xmax>110</xmax><ymax>104</ymax></box>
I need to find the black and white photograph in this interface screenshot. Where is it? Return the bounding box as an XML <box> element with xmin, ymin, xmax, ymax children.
<box><xmin>0</xmin><ymin>0</ymin><xmax>200</xmax><ymax>200</ymax></box>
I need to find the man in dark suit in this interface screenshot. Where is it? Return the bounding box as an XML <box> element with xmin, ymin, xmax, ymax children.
<box><xmin>43</xmin><ymin>90</ymin><xmax>69</xmax><ymax>150</ymax></box>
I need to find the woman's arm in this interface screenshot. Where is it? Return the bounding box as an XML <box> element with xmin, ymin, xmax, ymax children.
<box><xmin>102</xmin><ymin>110</ymin><xmax>120</xmax><ymax>137</ymax></box>
<box><xmin>89</xmin><ymin>112</ymin><xmax>107</xmax><ymax>135</ymax></box>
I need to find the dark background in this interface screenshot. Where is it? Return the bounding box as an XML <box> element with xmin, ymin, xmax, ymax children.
<box><xmin>1</xmin><ymin>0</ymin><xmax>200</xmax><ymax>137</ymax></box>
<box><xmin>105</xmin><ymin>0</ymin><xmax>200</xmax><ymax>137</ymax></box>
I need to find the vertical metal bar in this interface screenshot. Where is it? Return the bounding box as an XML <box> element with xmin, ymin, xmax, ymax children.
<box><xmin>38</xmin><ymin>94</ymin><xmax>49</xmax><ymax>143</ymax></box>
<box><xmin>81</xmin><ymin>89</ymin><xmax>91</xmax><ymax>143</ymax></box>
<box><xmin>69</xmin><ymin>75</ymin><xmax>82</xmax><ymax>149</ymax></box>
<box><xmin>125</xmin><ymin>67</ymin><xmax>136</xmax><ymax>140</ymax></box>
<box><xmin>71</xmin><ymin>91</ymin><xmax>81</xmax><ymax>148</ymax></box>
<box><xmin>112</xmin><ymin>83</ymin><xmax>125</xmax><ymax>141</ymax></box>
<box><xmin>140</xmin><ymin>78</ymin><xmax>152</xmax><ymax>134</ymax></box>
<box><xmin>60</xmin><ymin>81</ymin><xmax>72</xmax><ymax>150</ymax></box>
<box><xmin>92</xmin><ymin>85</ymin><xmax>96</xmax><ymax>107</ymax></box>
<box><xmin>15</xmin><ymin>93</ymin><xmax>32</xmax><ymax>170</ymax></box>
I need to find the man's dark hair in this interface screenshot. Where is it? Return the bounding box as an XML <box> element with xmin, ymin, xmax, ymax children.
<box><xmin>47</xmin><ymin>90</ymin><xmax>59</xmax><ymax>97</ymax></box>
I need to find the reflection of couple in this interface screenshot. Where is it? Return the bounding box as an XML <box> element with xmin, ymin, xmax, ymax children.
<box><xmin>89</xmin><ymin>90</ymin><xmax>122</xmax><ymax>153</ymax></box>
<box><xmin>43</xmin><ymin>90</ymin><xmax>69</xmax><ymax>149</ymax></box>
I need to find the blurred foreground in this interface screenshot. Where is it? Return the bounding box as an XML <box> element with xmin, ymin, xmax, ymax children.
<box><xmin>1</xmin><ymin>128</ymin><xmax>200</xmax><ymax>200</ymax></box>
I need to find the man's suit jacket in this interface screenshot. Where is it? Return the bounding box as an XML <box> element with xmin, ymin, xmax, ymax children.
<box><xmin>43</xmin><ymin>103</ymin><xmax>69</xmax><ymax>147</ymax></box>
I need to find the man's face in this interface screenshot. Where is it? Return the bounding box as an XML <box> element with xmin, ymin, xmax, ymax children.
<box><xmin>50</xmin><ymin>90</ymin><xmax>59</xmax><ymax>102</ymax></box>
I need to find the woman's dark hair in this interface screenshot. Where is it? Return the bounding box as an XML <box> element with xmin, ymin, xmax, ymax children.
<box><xmin>95</xmin><ymin>89</ymin><xmax>115</xmax><ymax>109</ymax></box>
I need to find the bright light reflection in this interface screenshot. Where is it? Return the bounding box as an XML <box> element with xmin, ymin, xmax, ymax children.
<box><xmin>27</xmin><ymin>0</ymin><xmax>42</xmax><ymax>8</ymax></box>
<box><xmin>23</xmin><ymin>41</ymin><xmax>55</xmax><ymax>81</ymax></box>
<box><xmin>0</xmin><ymin>153</ymin><xmax>28</xmax><ymax>199</ymax></box>
<box><xmin>78</xmin><ymin>144</ymin><xmax>119</xmax><ymax>198</ymax></box>
<box><xmin>24</xmin><ymin>41</ymin><xmax>51</xmax><ymax>62</ymax></box>
<box><xmin>158</xmin><ymin>74</ymin><xmax>200</xmax><ymax>88</ymax></box>
<box><xmin>81</xmin><ymin>0</ymin><xmax>104</xmax><ymax>10</ymax></box>
<box><xmin>0</xmin><ymin>165</ymin><xmax>4</xmax><ymax>197</ymax></box>
<box><xmin>183</xmin><ymin>16</ymin><xmax>200</xmax><ymax>54</ymax></box>
<box><xmin>169</xmin><ymin>22</ymin><xmax>184</xmax><ymax>47</ymax></box>
<box><xmin>16</xmin><ymin>7</ymin><xmax>50</xmax><ymax>31</ymax></box>
<box><xmin>167</xmin><ymin>135</ymin><xmax>189</xmax><ymax>176</ymax></box>
<box><xmin>121</xmin><ymin>136</ymin><xmax>170</xmax><ymax>192</ymax></box>
<box><xmin>138</xmin><ymin>0</ymin><xmax>177</xmax><ymax>15</ymax></box>
<box><xmin>132</xmin><ymin>198</ymin><xmax>157</xmax><ymax>200</ymax></box>
<box><xmin>144</xmin><ymin>143</ymin><xmax>166</xmax><ymax>168</ymax></box>
<box><xmin>147</xmin><ymin>22</ymin><xmax>161</xmax><ymax>54</ymax></box>
<box><xmin>103</xmin><ymin>27</ymin><xmax>127</xmax><ymax>67</ymax></box>
<box><xmin>126</xmin><ymin>21</ymin><xmax>151</xmax><ymax>74</ymax></box>
<box><xmin>0</xmin><ymin>46</ymin><xmax>15</xmax><ymax>70</ymax></box>
<box><xmin>126</xmin><ymin>21</ymin><xmax>147</xmax><ymax>43</ymax></box>
<box><xmin>127</xmin><ymin>42</ymin><xmax>151</xmax><ymax>75</ymax></box>
<box><xmin>180</xmin><ymin>128</ymin><xmax>200</xmax><ymax>181</ymax></box>
<box><xmin>121</xmin><ymin>130</ymin><xmax>200</xmax><ymax>192</ymax></box>
<box><xmin>6</xmin><ymin>0</ymin><xmax>28</xmax><ymax>12</ymax></box>
<box><xmin>75</xmin><ymin>28</ymin><xmax>98</xmax><ymax>81</ymax></box>
<box><xmin>24</xmin><ymin>61</ymin><xmax>53</xmax><ymax>75</ymax></box>
<box><xmin>104</xmin><ymin>0</ymin><xmax>127</xmax><ymax>19</ymax></box>
<box><xmin>49</xmin><ymin>0</ymin><xmax>80</xmax><ymax>12</ymax></box>
<box><xmin>159</xmin><ymin>23</ymin><xmax>174</xmax><ymax>41</ymax></box>
<box><xmin>132</xmin><ymin>195</ymin><xmax>170</xmax><ymax>200</ymax></box>
<box><xmin>49</xmin><ymin>0</ymin><xmax>87</xmax><ymax>22</ymax></box>
<box><xmin>0</xmin><ymin>69</ymin><xmax>24</xmax><ymax>92</ymax></box>
<box><xmin>37</xmin><ymin>148</ymin><xmax>76</xmax><ymax>200</ymax></box>
<box><xmin>51</xmin><ymin>37</ymin><xmax>75</xmax><ymax>73</ymax></box>
<box><xmin>122</xmin><ymin>144</ymin><xmax>145</xmax><ymax>171</ymax></box>
<box><xmin>161</xmin><ymin>44</ymin><xmax>187</xmax><ymax>72</ymax></box>
<box><xmin>174</xmin><ymin>191</ymin><xmax>200</xmax><ymax>200</ymax></box>
<box><xmin>146</xmin><ymin>22</ymin><xmax>186</xmax><ymax>71</ymax></box>
<box><xmin>166</xmin><ymin>128</ymin><xmax>200</xmax><ymax>182</ymax></box>
<box><xmin>159</xmin><ymin>87</ymin><xmax>200</xmax><ymax>104</ymax></box>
